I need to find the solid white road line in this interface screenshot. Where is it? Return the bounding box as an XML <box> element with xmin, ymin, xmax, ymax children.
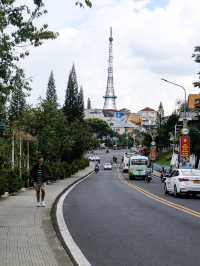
<box><xmin>56</xmin><ymin>173</ymin><xmax>94</xmax><ymax>266</ymax></box>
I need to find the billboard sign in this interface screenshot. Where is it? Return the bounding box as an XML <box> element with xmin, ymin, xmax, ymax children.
<box><xmin>180</xmin><ymin>135</ymin><xmax>190</xmax><ymax>161</ymax></box>
<box><xmin>115</xmin><ymin>112</ymin><xmax>126</xmax><ymax>121</ymax></box>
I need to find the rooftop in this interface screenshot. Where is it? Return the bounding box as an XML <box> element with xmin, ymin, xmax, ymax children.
<box><xmin>139</xmin><ymin>107</ymin><xmax>156</xmax><ymax>112</ymax></box>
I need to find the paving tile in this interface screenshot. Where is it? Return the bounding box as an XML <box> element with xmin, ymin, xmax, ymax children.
<box><xmin>0</xmin><ymin>165</ymin><xmax>94</xmax><ymax>266</ymax></box>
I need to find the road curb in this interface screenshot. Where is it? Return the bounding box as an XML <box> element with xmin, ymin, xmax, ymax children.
<box><xmin>51</xmin><ymin>169</ymin><xmax>94</xmax><ymax>266</ymax></box>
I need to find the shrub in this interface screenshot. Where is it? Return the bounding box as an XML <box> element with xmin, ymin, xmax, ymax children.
<box><xmin>47</xmin><ymin>158</ymin><xmax>89</xmax><ymax>181</ymax></box>
<box><xmin>0</xmin><ymin>175</ymin><xmax>8</xmax><ymax>196</ymax></box>
<box><xmin>78</xmin><ymin>158</ymin><xmax>89</xmax><ymax>169</ymax></box>
<box><xmin>21</xmin><ymin>171</ymin><xmax>30</xmax><ymax>188</ymax></box>
<box><xmin>7</xmin><ymin>168</ymin><xmax>23</xmax><ymax>194</ymax></box>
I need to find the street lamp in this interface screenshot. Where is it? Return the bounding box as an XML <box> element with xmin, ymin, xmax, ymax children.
<box><xmin>161</xmin><ymin>78</ymin><xmax>191</xmax><ymax>165</ymax></box>
<box><xmin>161</xmin><ymin>78</ymin><xmax>187</xmax><ymax>127</ymax></box>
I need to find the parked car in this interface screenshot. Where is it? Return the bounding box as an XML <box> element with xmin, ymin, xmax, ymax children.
<box><xmin>164</xmin><ymin>168</ymin><xmax>200</xmax><ymax>197</ymax></box>
<box><xmin>104</xmin><ymin>162</ymin><xmax>112</xmax><ymax>170</ymax></box>
<box><xmin>88</xmin><ymin>155</ymin><xmax>100</xmax><ymax>162</ymax></box>
<box><xmin>88</xmin><ymin>155</ymin><xmax>95</xmax><ymax>161</ymax></box>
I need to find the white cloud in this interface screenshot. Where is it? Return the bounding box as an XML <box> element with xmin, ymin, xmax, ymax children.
<box><xmin>22</xmin><ymin>0</ymin><xmax>200</xmax><ymax>115</ymax></box>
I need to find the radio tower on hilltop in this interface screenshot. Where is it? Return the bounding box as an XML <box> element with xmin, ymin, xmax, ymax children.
<box><xmin>103</xmin><ymin>27</ymin><xmax>117</xmax><ymax>116</ymax></box>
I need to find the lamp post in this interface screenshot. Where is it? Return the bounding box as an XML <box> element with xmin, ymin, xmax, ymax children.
<box><xmin>161</xmin><ymin>78</ymin><xmax>190</xmax><ymax>163</ymax></box>
<box><xmin>161</xmin><ymin>78</ymin><xmax>187</xmax><ymax>128</ymax></box>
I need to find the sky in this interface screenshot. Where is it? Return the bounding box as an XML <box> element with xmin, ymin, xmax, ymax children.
<box><xmin>22</xmin><ymin>0</ymin><xmax>200</xmax><ymax>115</ymax></box>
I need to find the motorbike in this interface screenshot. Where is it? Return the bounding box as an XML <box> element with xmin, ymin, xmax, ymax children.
<box><xmin>95</xmin><ymin>165</ymin><xmax>99</xmax><ymax>173</ymax></box>
<box><xmin>160</xmin><ymin>172</ymin><xmax>165</xmax><ymax>183</ymax></box>
<box><xmin>145</xmin><ymin>169</ymin><xmax>152</xmax><ymax>183</ymax></box>
<box><xmin>160</xmin><ymin>167</ymin><xmax>169</xmax><ymax>183</ymax></box>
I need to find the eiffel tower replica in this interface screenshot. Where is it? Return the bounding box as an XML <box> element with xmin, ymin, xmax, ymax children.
<box><xmin>103</xmin><ymin>27</ymin><xmax>117</xmax><ymax>117</ymax></box>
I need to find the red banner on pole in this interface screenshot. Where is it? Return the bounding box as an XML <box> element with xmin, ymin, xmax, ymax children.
<box><xmin>150</xmin><ymin>146</ymin><xmax>157</xmax><ymax>161</ymax></box>
<box><xmin>180</xmin><ymin>135</ymin><xmax>190</xmax><ymax>161</ymax></box>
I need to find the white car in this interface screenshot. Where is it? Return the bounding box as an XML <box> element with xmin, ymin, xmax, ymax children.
<box><xmin>88</xmin><ymin>155</ymin><xmax>95</xmax><ymax>161</ymax></box>
<box><xmin>164</xmin><ymin>168</ymin><xmax>200</xmax><ymax>197</ymax></box>
<box><xmin>94</xmin><ymin>155</ymin><xmax>100</xmax><ymax>161</ymax></box>
<box><xmin>104</xmin><ymin>163</ymin><xmax>112</xmax><ymax>170</ymax></box>
<box><xmin>88</xmin><ymin>155</ymin><xmax>100</xmax><ymax>161</ymax></box>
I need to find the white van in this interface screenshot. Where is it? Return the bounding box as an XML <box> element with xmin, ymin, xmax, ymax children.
<box><xmin>122</xmin><ymin>152</ymin><xmax>136</xmax><ymax>172</ymax></box>
<box><xmin>128</xmin><ymin>155</ymin><xmax>149</xmax><ymax>179</ymax></box>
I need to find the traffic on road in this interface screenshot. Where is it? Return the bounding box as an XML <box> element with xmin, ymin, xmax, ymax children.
<box><xmin>60</xmin><ymin>149</ymin><xmax>200</xmax><ymax>266</ymax></box>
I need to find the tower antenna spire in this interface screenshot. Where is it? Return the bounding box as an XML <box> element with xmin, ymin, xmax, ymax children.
<box><xmin>103</xmin><ymin>27</ymin><xmax>117</xmax><ymax>116</ymax></box>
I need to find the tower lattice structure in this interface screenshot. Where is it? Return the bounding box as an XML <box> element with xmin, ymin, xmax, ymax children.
<box><xmin>103</xmin><ymin>27</ymin><xmax>117</xmax><ymax>115</ymax></box>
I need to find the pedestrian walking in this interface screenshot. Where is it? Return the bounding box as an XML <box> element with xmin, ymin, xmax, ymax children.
<box><xmin>31</xmin><ymin>157</ymin><xmax>49</xmax><ymax>207</ymax></box>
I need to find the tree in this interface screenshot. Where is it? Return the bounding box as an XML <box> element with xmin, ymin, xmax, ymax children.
<box><xmin>46</xmin><ymin>71</ymin><xmax>57</xmax><ymax>105</ymax></box>
<box><xmin>155</xmin><ymin>113</ymin><xmax>179</xmax><ymax>149</ymax></box>
<box><xmin>192</xmin><ymin>46</ymin><xmax>200</xmax><ymax>88</ymax></box>
<box><xmin>64</xmin><ymin>121</ymin><xmax>92</xmax><ymax>160</ymax></box>
<box><xmin>75</xmin><ymin>0</ymin><xmax>92</xmax><ymax>8</ymax></box>
<box><xmin>9</xmin><ymin>69</ymin><xmax>29</xmax><ymax>122</ymax></box>
<box><xmin>87</xmin><ymin>97</ymin><xmax>91</xmax><ymax>109</ymax></box>
<box><xmin>77</xmin><ymin>86</ymin><xmax>84</xmax><ymax>121</ymax></box>
<box><xmin>0</xmin><ymin>0</ymin><xmax>57</xmax><ymax>111</ymax></box>
<box><xmin>63</xmin><ymin>65</ymin><xmax>80</xmax><ymax>122</ymax></box>
<box><xmin>142</xmin><ymin>133</ymin><xmax>152</xmax><ymax>149</ymax></box>
<box><xmin>86</xmin><ymin>118</ymin><xmax>113</xmax><ymax>138</ymax></box>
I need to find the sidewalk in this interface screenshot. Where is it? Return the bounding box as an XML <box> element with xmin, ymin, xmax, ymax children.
<box><xmin>0</xmin><ymin>164</ymin><xmax>94</xmax><ymax>266</ymax></box>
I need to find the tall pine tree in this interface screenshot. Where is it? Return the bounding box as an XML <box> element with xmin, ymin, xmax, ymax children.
<box><xmin>46</xmin><ymin>71</ymin><xmax>57</xmax><ymax>105</ymax></box>
<box><xmin>87</xmin><ymin>97</ymin><xmax>91</xmax><ymax>109</ymax></box>
<box><xmin>9</xmin><ymin>69</ymin><xmax>28</xmax><ymax>122</ymax></box>
<box><xmin>63</xmin><ymin>65</ymin><xmax>80</xmax><ymax>122</ymax></box>
<box><xmin>78</xmin><ymin>86</ymin><xmax>84</xmax><ymax>121</ymax></box>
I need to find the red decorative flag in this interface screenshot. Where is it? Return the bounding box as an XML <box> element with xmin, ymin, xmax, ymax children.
<box><xmin>180</xmin><ymin>135</ymin><xmax>190</xmax><ymax>161</ymax></box>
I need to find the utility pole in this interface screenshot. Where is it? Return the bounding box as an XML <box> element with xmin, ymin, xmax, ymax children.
<box><xmin>11</xmin><ymin>131</ymin><xmax>15</xmax><ymax>169</ymax></box>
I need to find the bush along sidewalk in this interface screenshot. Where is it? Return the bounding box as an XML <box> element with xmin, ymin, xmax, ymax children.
<box><xmin>0</xmin><ymin>158</ymin><xmax>89</xmax><ymax>197</ymax></box>
<box><xmin>47</xmin><ymin>158</ymin><xmax>89</xmax><ymax>181</ymax></box>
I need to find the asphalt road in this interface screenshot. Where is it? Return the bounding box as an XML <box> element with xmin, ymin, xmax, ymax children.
<box><xmin>63</xmin><ymin>150</ymin><xmax>200</xmax><ymax>266</ymax></box>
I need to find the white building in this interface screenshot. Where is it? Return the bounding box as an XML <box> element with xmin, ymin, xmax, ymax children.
<box><xmin>84</xmin><ymin>109</ymin><xmax>139</xmax><ymax>135</ymax></box>
<box><xmin>138</xmin><ymin>107</ymin><xmax>157</xmax><ymax>128</ymax></box>
<box><xmin>84</xmin><ymin>109</ymin><xmax>105</xmax><ymax>120</ymax></box>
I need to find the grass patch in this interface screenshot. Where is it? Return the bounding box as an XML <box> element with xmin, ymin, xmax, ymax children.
<box><xmin>156</xmin><ymin>151</ymin><xmax>172</xmax><ymax>166</ymax></box>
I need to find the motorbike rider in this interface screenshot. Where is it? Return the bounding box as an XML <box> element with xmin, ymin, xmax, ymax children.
<box><xmin>160</xmin><ymin>167</ymin><xmax>165</xmax><ymax>182</ymax></box>
<box><xmin>95</xmin><ymin>162</ymin><xmax>100</xmax><ymax>172</ymax></box>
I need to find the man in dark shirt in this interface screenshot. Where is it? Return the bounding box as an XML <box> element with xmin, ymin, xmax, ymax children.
<box><xmin>31</xmin><ymin>157</ymin><xmax>49</xmax><ymax>207</ymax></box>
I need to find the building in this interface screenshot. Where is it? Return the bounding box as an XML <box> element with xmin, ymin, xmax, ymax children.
<box><xmin>128</xmin><ymin>113</ymin><xmax>142</xmax><ymax>125</ymax></box>
<box><xmin>188</xmin><ymin>94</ymin><xmax>200</xmax><ymax>111</ymax></box>
<box><xmin>107</xmin><ymin>117</ymin><xmax>138</xmax><ymax>136</ymax></box>
<box><xmin>156</xmin><ymin>102</ymin><xmax>164</xmax><ymax>127</ymax></box>
<box><xmin>84</xmin><ymin>109</ymin><xmax>105</xmax><ymax>120</ymax></box>
<box><xmin>138</xmin><ymin>107</ymin><xmax>157</xmax><ymax>128</ymax></box>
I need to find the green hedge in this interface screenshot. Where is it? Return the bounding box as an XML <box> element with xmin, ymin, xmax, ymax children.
<box><xmin>0</xmin><ymin>158</ymin><xmax>89</xmax><ymax>197</ymax></box>
<box><xmin>7</xmin><ymin>169</ymin><xmax>23</xmax><ymax>194</ymax></box>
<box><xmin>0</xmin><ymin>175</ymin><xmax>7</xmax><ymax>196</ymax></box>
<box><xmin>0</xmin><ymin>168</ymin><xmax>24</xmax><ymax>195</ymax></box>
<box><xmin>47</xmin><ymin>158</ymin><xmax>89</xmax><ymax>180</ymax></box>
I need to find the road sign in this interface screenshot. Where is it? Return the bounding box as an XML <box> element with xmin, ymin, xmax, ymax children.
<box><xmin>151</xmin><ymin>141</ymin><xmax>156</xmax><ymax>146</ymax></box>
<box><xmin>180</xmin><ymin>135</ymin><xmax>190</xmax><ymax>161</ymax></box>
<box><xmin>181</xmin><ymin>128</ymin><xmax>189</xmax><ymax>135</ymax></box>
